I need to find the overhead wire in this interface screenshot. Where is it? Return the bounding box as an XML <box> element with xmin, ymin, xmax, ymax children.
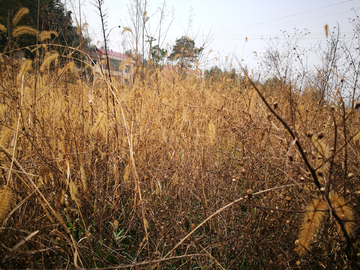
<box><xmin>211</xmin><ymin>9</ymin><xmax>355</xmax><ymax>41</ymax></box>
<box><xmin>203</xmin><ymin>0</ymin><xmax>357</xmax><ymax>68</ymax></box>
<box><xmin>214</xmin><ymin>0</ymin><xmax>354</xmax><ymax>35</ymax></box>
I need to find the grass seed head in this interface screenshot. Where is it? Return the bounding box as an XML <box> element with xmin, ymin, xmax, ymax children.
<box><xmin>0</xmin><ymin>186</ymin><xmax>14</xmax><ymax>224</ymax></box>
<box><xmin>296</xmin><ymin>198</ymin><xmax>327</xmax><ymax>256</ymax></box>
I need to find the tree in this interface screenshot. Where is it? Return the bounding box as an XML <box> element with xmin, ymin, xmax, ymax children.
<box><xmin>151</xmin><ymin>44</ymin><xmax>166</xmax><ymax>65</ymax></box>
<box><xmin>204</xmin><ymin>66</ymin><xmax>237</xmax><ymax>82</ymax></box>
<box><xmin>0</xmin><ymin>7</ymin><xmax>38</xmax><ymax>57</ymax></box>
<box><xmin>0</xmin><ymin>0</ymin><xmax>84</xmax><ymax>56</ymax></box>
<box><xmin>204</xmin><ymin>65</ymin><xmax>222</xmax><ymax>79</ymax></box>
<box><xmin>168</xmin><ymin>36</ymin><xmax>203</xmax><ymax>68</ymax></box>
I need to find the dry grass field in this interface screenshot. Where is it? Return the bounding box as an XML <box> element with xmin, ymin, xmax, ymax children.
<box><xmin>0</xmin><ymin>44</ymin><xmax>359</xmax><ymax>269</ymax></box>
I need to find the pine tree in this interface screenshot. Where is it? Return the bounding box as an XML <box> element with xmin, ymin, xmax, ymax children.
<box><xmin>168</xmin><ymin>36</ymin><xmax>203</xmax><ymax>69</ymax></box>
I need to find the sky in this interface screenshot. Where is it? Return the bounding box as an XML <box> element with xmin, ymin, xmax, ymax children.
<box><xmin>65</xmin><ymin>0</ymin><xmax>358</xmax><ymax>71</ymax></box>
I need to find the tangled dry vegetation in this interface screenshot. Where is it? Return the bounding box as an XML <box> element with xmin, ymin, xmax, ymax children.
<box><xmin>0</xmin><ymin>50</ymin><xmax>359</xmax><ymax>269</ymax></box>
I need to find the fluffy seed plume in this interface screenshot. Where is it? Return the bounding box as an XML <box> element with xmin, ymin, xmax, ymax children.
<box><xmin>208</xmin><ymin>121</ymin><xmax>216</xmax><ymax>146</ymax></box>
<box><xmin>12</xmin><ymin>25</ymin><xmax>38</xmax><ymax>38</ymax></box>
<box><xmin>39</xmin><ymin>30</ymin><xmax>57</xmax><ymax>42</ymax></box>
<box><xmin>296</xmin><ymin>198</ymin><xmax>327</xmax><ymax>256</ymax></box>
<box><xmin>0</xmin><ymin>24</ymin><xmax>6</xmax><ymax>33</ymax></box>
<box><xmin>40</xmin><ymin>51</ymin><xmax>59</xmax><ymax>72</ymax></box>
<box><xmin>17</xmin><ymin>59</ymin><xmax>32</xmax><ymax>82</ymax></box>
<box><xmin>248</xmin><ymin>89</ymin><xmax>258</xmax><ymax>115</ymax></box>
<box><xmin>329</xmin><ymin>191</ymin><xmax>355</xmax><ymax>238</ymax></box>
<box><xmin>69</xmin><ymin>181</ymin><xmax>81</xmax><ymax>207</ymax></box>
<box><xmin>325</xmin><ymin>25</ymin><xmax>329</xmax><ymax>38</ymax></box>
<box><xmin>58</xmin><ymin>61</ymin><xmax>75</xmax><ymax>76</ymax></box>
<box><xmin>119</xmin><ymin>58</ymin><xmax>133</xmax><ymax>70</ymax></box>
<box><xmin>12</xmin><ymin>7</ymin><xmax>29</xmax><ymax>26</ymax></box>
<box><xmin>0</xmin><ymin>186</ymin><xmax>14</xmax><ymax>224</ymax></box>
<box><xmin>121</xmin><ymin>27</ymin><xmax>132</xmax><ymax>35</ymax></box>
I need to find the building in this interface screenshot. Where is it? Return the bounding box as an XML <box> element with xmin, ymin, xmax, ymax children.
<box><xmin>88</xmin><ymin>47</ymin><xmax>135</xmax><ymax>84</ymax></box>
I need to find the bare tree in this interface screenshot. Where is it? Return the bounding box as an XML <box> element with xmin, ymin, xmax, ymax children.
<box><xmin>315</xmin><ymin>18</ymin><xmax>359</xmax><ymax>107</ymax></box>
<box><xmin>260</xmin><ymin>29</ymin><xmax>310</xmax><ymax>82</ymax></box>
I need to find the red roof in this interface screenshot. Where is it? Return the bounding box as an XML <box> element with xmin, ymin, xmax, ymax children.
<box><xmin>95</xmin><ymin>48</ymin><xmax>129</xmax><ymax>59</ymax></box>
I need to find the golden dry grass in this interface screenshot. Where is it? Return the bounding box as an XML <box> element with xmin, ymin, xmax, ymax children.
<box><xmin>0</xmin><ymin>50</ymin><xmax>359</xmax><ymax>269</ymax></box>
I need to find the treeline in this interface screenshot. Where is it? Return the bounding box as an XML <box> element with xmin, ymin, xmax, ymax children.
<box><xmin>204</xmin><ymin>65</ymin><xmax>237</xmax><ymax>80</ymax></box>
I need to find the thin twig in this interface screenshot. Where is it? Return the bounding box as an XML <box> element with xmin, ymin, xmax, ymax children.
<box><xmin>239</xmin><ymin>62</ymin><xmax>356</xmax><ymax>264</ymax></box>
<box><xmin>164</xmin><ymin>184</ymin><xmax>298</xmax><ymax>259</ymax></box>
<box><xmin>81</xmin><ymin>254</ymin><xmax>208</xmax><ymax>270</ymax></box>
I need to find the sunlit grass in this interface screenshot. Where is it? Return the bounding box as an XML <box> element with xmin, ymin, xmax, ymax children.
<box><xmin>0</xmin><ymin>47</ymin><xmax>359</xmax><ymax>269</ymax></box>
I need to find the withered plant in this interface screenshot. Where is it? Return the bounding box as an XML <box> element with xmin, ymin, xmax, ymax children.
<box><xmin>0</xmin><ymin>9</ymin><xmax>359</xmax><ymax>270</ymax></box>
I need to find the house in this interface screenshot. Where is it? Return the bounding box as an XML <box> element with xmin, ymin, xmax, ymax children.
<box><xmin>88</xmin><ymin>47</ymin><xmax>135</xmax><ymax>83</ymax></box>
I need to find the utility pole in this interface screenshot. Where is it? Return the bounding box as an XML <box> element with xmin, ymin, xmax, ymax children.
<box><xmin>145</xmin><ymin>35</ymin><xmax>156</xmax><ymax>73</ymax></box>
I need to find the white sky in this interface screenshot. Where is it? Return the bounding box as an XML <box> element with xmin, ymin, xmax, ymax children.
<box><xmin>66</xmin><ymin>0</ymin><xmax>358</xmax><ymax>71</ymax></box>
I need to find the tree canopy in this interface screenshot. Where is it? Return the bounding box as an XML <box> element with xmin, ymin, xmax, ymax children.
<box><xmin>0</xmin><ymin>0</ymin><xmax>85</xmax><ymax>56</ymax></box>
<box><xmin>151</xmin><ymin>45</ymin><xmax>167</xmax><ymax>65</ymax></box>
<box><xmin>168</xmin><ymin>36</ymin><xmax>203</xmax><ymax>68</ymax></box>
<box><xmin>204</xmin><ymin>65</ymin><xmax>237</xmax><ymax>81</ymax></box>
